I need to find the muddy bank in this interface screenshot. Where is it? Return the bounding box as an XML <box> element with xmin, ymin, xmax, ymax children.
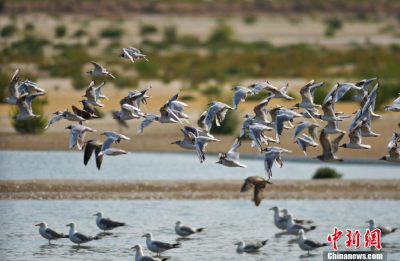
<box><xmin>1</xmin><ymin>179</ymin><xmax>399</xmax><ymax>200</ymax></box>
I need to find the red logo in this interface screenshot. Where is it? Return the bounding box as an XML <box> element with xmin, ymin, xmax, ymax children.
<box><xmin>327</xmin><ymin>227</ymin><xmax>343</xmax><ymax>250</ymax></box>
<box><xmin>364</xmin><ymin>229</ymin><xmax>382</xmax><ymax>250</ymax></box>
<box><xmin>327</xmin><ymin>228</ymin><xmax>382</xmax><ymax>250</ymax></box>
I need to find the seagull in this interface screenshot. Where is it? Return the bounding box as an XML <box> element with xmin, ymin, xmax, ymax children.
<box><xmin>340</xmin><ymin>120</ymin><xmax>371</xmax><ymax>149</ymax></box>
<box><xmin>72</xmin><ymin>104</ymin><xmax>100</xmax><ymax>122</ymax></box>
<box><xmin>314</xmin><ymin>130</ymin><xmax>345</xmax><ymax>162</ymax></box>
<box><xmin>131</xmin><ymin>244</ymin><xmax>168</xmax><ymax>261</ymax></box>
<box><xmin>65</xmin><ymin>124</ymin><xmax>96</xmax><ymax>150</ymax></box>
<box><xmin>126</xmin><ymin>86</ymin><xmax>152</xmax><ymax>109</ymax></box>
<box><xmin>285</xmin><ymin>214</ymin><xmax>316</xmax><ymax>235</ymax></box>
<box><xmin>84</xmin><ymin>140</ymin><xmax>103</xmax><ymax>170</ymax></box>
<box><xmin>240</xmin><ymin>96</ymin><xmax>273</xmax><ymax>136</ymax></box>
<box><xmin>142</xmin><ymin>232</ymin><xmax>180</xmax><ymax>257</ymax></box>
<box><xmin>3</xmin><ymin>69</ymin><xmax>20</xmax><ymax>105</ymax></box>
<box><xmin>197</xmin><ymin>111</ymin><xmax>210</xmax><ymax>133</ymax></box>
<box><xmin>297</xmin><ymin>229</ymin><xmax>327</xmax><ymax>255</ymax></box>
<box><xmin>262</xmin><ymin>147</ymin><xmax>292</xmax><ymax>179</ymax></box>
<box><xmin>292</xmin><ymin>121</ymin><xmax>319</xmax><ymax>140</ymax></box>
<box><xmin>248</xmin><ymin>81</ymin><xmax>277</xmax><ymax>95</ymax></box>
<box><xmin>335</xmin><ymin>79</ymin><xmax>376</xmax><ymax>102</ymax></box>
<box><xmin>269</xmin><ymin>206</ymin><xmax>287</xmax><ymax>231</ymax></box>
<box><xmin>322</xmin><ymin>121</ymin><xmax>346</xmax><ymax>134</ymax></box>
<box><xmin>268</xmin><ymin>83</ymin><xmax>294</xmax><ymax>100</ymax></box>
<box><xmin>35</xmin><ymin>222</ymin><xmax>68</xmax><ymax>245</ymax></box>
<box><xmin>275</xmin><ymin>112</ymin><xmax>295</xmax><ymax>143</ymax></box>
<box><xmin>319</xmin><ymin>95</ymin><xmax>349</xmax><ymax>122</ymax></box>
<box><xmin>45</xmin><ymin>109</ymin><xmax>87</xmax><ymax>129</ymax></box>
<box><xmin>174</xmin><ymin>220</ymin><xmax>204</xmax><ymax>237</ymax></box>
<box><xmin>100</xmin><ymin>131</ymin><xmax>130</xmax><ymax>152</ymax></box>
<box><xmin>93</xmin><ymin>81</ymin><xmax>108</xmax><ymax>100</ymax></box>
<box><xmin>82</xmin><ymin>80</ymin><xmax>104</xmax><ymax>107</ymax></box>
<box><xmin>171</xmin><ymin>129</ymin><xmax>196</xmax><ymax>150</ymax></box>
<box><xmin>120</xmin><ymin>47</ymin><xmax>149</xmax><ymax>63</ymax></box>
<box><xmin>379</xmin><ymin>133</ymin><xmax>400</xmax><ymax>163</ymax></box>
<box><xmin>293</xmin><ymin>80</ymin><xmax>322</xmax><ymax>109</ymax></box>
<box><xmin>300</xmin><ymin>108</ymin><xmax>321</xmax><ymax>120</ymax></box>
<box><xmin>352</xmin><ymin>78</ymin><xmax>377</xmax><ymax>102</ymax></box>
<box><xmin>234</xmin><ymin>240</ymin><xmax>268</xmax><ymax>252</ymax></box>
<box><xmin>203</xmin><ymin>101</ymin><xmax>233</xmax><ymax>131</ymax></box>
<box><xmin>216</xmin><ymin>139</ymin><xmax>246</xmax><ymax>168</ymax></box>
<box><xmin>66</xmin><ymin>222</ymin><xmax>99</xmax><ymax>247</ymax></box>
<box><xmin>294</xmin><ymin>134</ymin><xmax>318</xmax><ymax>156</ymax></box>
<box><xmin>93</xmin><ymin>212</ymin><xmax>126</xmax><ymax>232</ymax></box>
<box><xmin>281</xmin><ymin>209</ymin><xmax>313</xmax><ymax>224</ymax></box>
<box><xmin>18</xmin><ymin>79</ymin><xmax>44</xmax><ymax>94</ymax></box>
<box><xmin>137</xmin><ymin>91</ymin><xmax>185</xmax><ymax>134</ymax></box>
<box><xmin>247</xmin><ymin>123</ymin><xmax>273</xmax><ymax>152</ymax></box>
<box><xmin>383</xmin><ymin>93</ymin><xmax>400</xmax><ymax>112</ymax></box>
<box><xmin>231</xmin><ymin>86</ymin><xmax>252</xmax><ymax>110</ymax></box>
<box><xmin>98</xmin><ymin>148</ymin><xmax>129</xmax><ymax>157</ymax></box>
<box><xmin>365</xmin><ymin>220</ymin><xmax>398</xmax><ymax>237</ymax></box>
<box><xmin>12</xmin><ymin>92</ymin><xmax>45</xmax><ymax>120</ymax></box>
<box><xmin>189</xmin><ymin>132</ymin><xmax>219</xmax><ymax>163</ymax></box>
<box><xmin>240</xmin><ymin>176</ymin><xmax>272</xmax><ymax>206</ymax></box>
<box><xmin>114</xmin><ymin>104</ymin><xmax>145</xmax><ymax>120</ymax></box>
<box><xmin>87</xmin><ymin>61</ymin><xmax>115</xmax><ymax>79</ymax></box>
<box><xmin>268</xmin><ymin>106</ymin><xmax>292</xmax><ymax>130</ymax></box>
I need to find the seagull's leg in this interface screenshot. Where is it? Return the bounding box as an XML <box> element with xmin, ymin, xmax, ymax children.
<box><xmin>304</xmin><ymin>109</ymin><xmax>318</xmax><ymax>123</ymax></box>
<box><xmin>48</xmin><ymin>240</ymin><xmax>51</xmax><ymax>245</ymax></box>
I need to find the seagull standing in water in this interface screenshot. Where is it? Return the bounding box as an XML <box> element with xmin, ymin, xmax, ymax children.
<box><xmin>285</xmin><ymin>214</ymin><xmax>317</xmax><ymax>235</ymax></box>
<box><xmin>142</xmin><ymin>232</ymin><xmax>180</xmax><ymax>257</ymax></box>
<box><xmin>131</xmin><ymin>244</ymin><xmax>168</xmax><ymax>261</ymax></box>
<box><xmin>35</xmin><ymin>222</ymin><xmax>69</xmax><ymax>245</ymax></box>
<box><xmin>234</xmin><ymin>240</ymin><xmax>268</xmax><ymax>252</ymax></box>
<box><xmin>174</xmin><ymin>220</ymin><xmax>204</xmax><ymax>237</ymax></box>
<box><xmin>365</xmin><ymin>220</ymin><xmax>398</xmax><ymax>237</ymax></box>
<box><xmin>87</xmin><ymin>61</ymin><xmax>115</xmax><ymax>79</ymax></box>
<box><xmin>216</xmin><ymin>139</ymin><xmax>246</xmax><ymax>168</ymax></box>
<box><xmin>66</xmin><ymin>222</ymin><xmax>99</xmax><ymax>247</ymax></box>
<box><xmin>297</xmin><ymin>229</ymin><xmax>327</xmax><ymax>255</ymax></box>
<box><xmin>93</xmin><ymin>212</ymin><xmax>126</xmax><ymax>233</ymax></box>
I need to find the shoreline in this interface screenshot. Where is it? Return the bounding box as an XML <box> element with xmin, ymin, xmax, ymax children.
<box><xmin>1</xmin><ymin>179</ymin><xmax>399</xmax><ymax>200</ymax></box>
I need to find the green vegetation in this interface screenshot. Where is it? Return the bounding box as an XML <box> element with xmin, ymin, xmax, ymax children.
<box><xmin>208</xmin><ymin>22</ymin><xmax>234</xmax><ymax>43</ymax></box>
<box><xmin>74</xmin><ymin>29</ymin><xmax>87</xmax><ymax>37</ymax></box>
<box><xmin>140</xmin><ymin>24</ymin><xmax>158</xmax><ymax>36</ymax></box>
<box><xmin>100</xmin><ymin>27</ymin><xmax>123</xmax><ymax>38</ymax></box>
<box><xmin>163</xmin><ymin>26</ymin><xmax>177</xmax><ymax>44</ymax></box>
<box><xmin>312</xmin><ymin>167</ymin><xmax>343</xmax><ymax>179</ymax></box>
<box><xmin>25</xmin><ymin>22</ymin><xmax>35</xmax><ymax>32</ymax></box>
<box><xmin>210</xmin><ymin>109</ymin><xmax>239</xmax><ymax>135</ymax></box>
<box><xmin>1</xmin><ymin>24</ymin><xmax>17</xmax><ymax>37</ymax></box>
<box><xmin>243</xmin><ymin>16</ymin><xmax>257</xmax><ymax>25</ymax></box>
<box><xmin>10</xmin><ymin>99</ymin><xmax>48</xmax><ymax>134</ymax></box>
<box><xmin>324</xmin><ymin>17</ymin><xmax>343</xmax><ymax>38</ymax></box>
<box><xmin>55</xmin><ymin>25</ymin><xmax>67</xmax><ymax>38</ymax></box>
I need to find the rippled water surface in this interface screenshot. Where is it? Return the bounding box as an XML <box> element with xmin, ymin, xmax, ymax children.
<box><xmin>0</xmin><ymin>150</ymin><xmax>399</xmax><ymax>180</ymax></box>
<box><xmin>0</xmin><ymin>200</ymin><xmax>399</xmax><ymax>261</ymax></box>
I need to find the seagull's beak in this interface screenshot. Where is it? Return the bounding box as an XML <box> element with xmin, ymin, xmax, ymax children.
<box><xmin>66</xmin><ymin>224</ymin><xmax>69</xmax><ymax>227</ymax></box>
<box><xmin>100</xmin><ymin>133</ymin><xmax>104</xmax><ymax>135</ymax></box>
<box><xmin>53</xmin><ymin>112</ymin><xmax>58</xmax><ymax>115</ymax></box>
<box><xmin>35</xmin><ymin>224</ymin><xmax>40</xmax><ymax>226</ymax></box>
<box><xmin>65</xmin><ymin>127</ymin><xmax>69</xmax><ymax>129</ymax></box>
<box><xmin>86</xmin><ymin>71</ymin><xmax>90</xmax><ymax>73</ymax></box>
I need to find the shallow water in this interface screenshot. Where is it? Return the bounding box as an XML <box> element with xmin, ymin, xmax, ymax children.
<box><xmin>0</xmin><ymin>200</ymin><xmax>399</xmax><ymax>261</ymax></box>
<box><xmin>0</xmin><ymin>150</ymin><xmax>399</xmax><ymax>180</ymax></box>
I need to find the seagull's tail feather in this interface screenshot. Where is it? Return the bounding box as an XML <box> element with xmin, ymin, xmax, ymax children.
<box><xmin>310</xmin><ymin>226</ymin><xmax>317</xmax><ymax>230</ymax></box>
<box><xmin>172</xmin><ymin>243</ymin><xmax>181</xmax><ymax>248</ymax></box>
<box><xmin>261</xmin><ymin>239</ymin><xmax>268</xmax><ymax>245</ymax></box>
<box><xmin>93</xmin><ymin>236</ymin><xmax>100</xmax><ymax>240</ymax></box>
<box><xmin>161</xmin><ymin>258</ymin><xmax>169</xmax><ymax>261</ymax></box>
<box><xmin>63</xmin><ymin>234</ymin><xmax>69</xmax><ymax>238</ymax></box>
<box><xmin>392</xmin><ymin>228</ymin><xmax>398</xmax><ymax>232</ymax></box>
<box><xmin>196</xmin><ymin>228</ymin><xmax>205</xmax><ymax>233</ymax></box>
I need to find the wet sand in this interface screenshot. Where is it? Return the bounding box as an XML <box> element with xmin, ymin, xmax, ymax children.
<box><xmin>1</xmin><ymin>179</ymin><xmax>399</xmax><ymax>200</ymax></box>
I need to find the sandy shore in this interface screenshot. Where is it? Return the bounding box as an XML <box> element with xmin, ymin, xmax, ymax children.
<box><xmin>1</xmin><ymin>179</ymin><xmax>399</xmax><ymax>200</ymax></box>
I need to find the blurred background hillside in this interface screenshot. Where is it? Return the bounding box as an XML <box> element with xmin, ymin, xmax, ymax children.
<box><xmin>0</xmin><ymin>0</ymin><xmax>399</xmax><ymax>158</ymax></box>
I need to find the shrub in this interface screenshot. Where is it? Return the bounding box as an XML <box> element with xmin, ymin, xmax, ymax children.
<box><xmin>243</xmin><ymin>16</ymin><xmax>257</xmax><ymax>25</ymax></box>
<box><xmin>312</xmin><ymin>167</ymin><xmax>343</xmax><ymax>179</ymax></box>
<box><xmin>1</xmin><ymin>24</ymin><xmax>17</xmax><ymax>37</ymax></box>
<box><xmin>324</xmin><ymin>17</ymin><xmax>343</xmax><ymax>38</ymax></box>
<box><xmin>181</xmin><ymin>95</ymin><xmax>195</xmax><ymax>101</ymax></box>
<box><xmin>163</xmin><ymin>26</ymin><xmax>177</xmax><ymax>44</ymax></box>
<box><xmin>208</xmin><ymin>22</ymin><xmax>234</xmax><ymax>43</ymax></box>
<box><xmin>180</xmin><ymin>35</ymin><xmax>201</xmax><ymax>48</ymax></box>
<box><xmin>140</xmin><ymin>24</ymin><xmax>158</xmax><ymax>36</ymax></box>
<box><xmin>74</xmin><ymin>29</ymin><xmax>87</xmax><ymax>37</ymax></box>
<box><xmin>10</xmin><ymin>98</ymin><xmax>47</xmax><ymax>134</ymax></box>
<box><xmin>202</xmin><ymin>86</ymin><xmax>221</xmax><ymax>99</ymax></box>
<box><xmin>100</xmin><ymin>27</ymin><xmax>123</xmax><ymax>38</ymax></box>
<box><xmin>25</xmin><ymin>23</ymin><xmax>35</xmax><ymax>32</ymax></box>
<box><xmin>55</xmin><ymin>25</ymin><xmax>67</xmax><ymax>38</ymax></box>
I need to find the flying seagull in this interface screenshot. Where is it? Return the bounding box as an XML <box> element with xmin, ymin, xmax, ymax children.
<box><xmin>240</xmin><ymin>176</ymin><xmax>272</xmax><ymax>206</ymax></box>
<box><xmin>84</xmin><ymin>139</ymin><xmax>103</xmax><ymax>170</ymax></box>
<box><xmin>65</xmin><ymin>124</ymin><xmax>96</xmax><ymax>150</ymax></box>
<box><xmin>231</xmin><ymin>86</ymin><xmax>252</xmax><ymax>110</ymax></box>
<box><xmin>13</xmin><ymin>92</ymin><xmax>45</xmax><ymax>120</ymax></box>
<box><xmin>87</xmin><ymin>61</ymin><xmax>115</xmax><ymax>79</ymax></box>
<box><xmin>216</xmin><ymin>139</ymin><xmax>246</xmax><ymax>168</ymax></box>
